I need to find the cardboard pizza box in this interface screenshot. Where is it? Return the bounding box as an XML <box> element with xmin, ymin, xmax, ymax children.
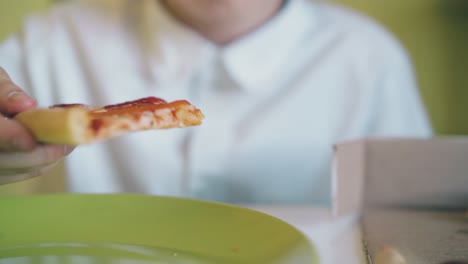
<box><xmin>331</xmin><ymin>137</ymin><xmax>468</xmax><ymax>217</ymax></box>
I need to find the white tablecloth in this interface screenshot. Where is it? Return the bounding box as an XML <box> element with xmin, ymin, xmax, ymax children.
<box><xmin>246</xmin><ymin>206</ymin><xmax>366</xmax><ymax>264</ymax></box>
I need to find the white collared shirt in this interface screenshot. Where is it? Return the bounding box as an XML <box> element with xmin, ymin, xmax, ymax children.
<box><xmin>0</xmin><ymin>0</ymin><xmax>431</xmax><ymax>204</ymax></box>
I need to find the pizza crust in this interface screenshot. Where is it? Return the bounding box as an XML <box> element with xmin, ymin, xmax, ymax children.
<box><xmin>14</xmin><ymin>107</ymin><xmax>91</xmax><ymax>145</ymax></box>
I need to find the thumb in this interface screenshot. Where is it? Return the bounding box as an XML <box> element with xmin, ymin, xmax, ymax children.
<box><xmin>0</xmin><ymin>67</ymin><xmax>37</xmax><ymax>115</ymax></box>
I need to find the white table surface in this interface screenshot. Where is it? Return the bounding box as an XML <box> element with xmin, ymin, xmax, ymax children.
<box><xmin>246</xmin><ymin>206</ymin><xmax>366</xmax><ymax>264</ymax></box>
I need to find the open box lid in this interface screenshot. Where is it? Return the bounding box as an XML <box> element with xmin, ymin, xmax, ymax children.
<box><xmin>331</xmin><ymin>137</ymin><xmax>468</xmax><ymax>217</ymax></box>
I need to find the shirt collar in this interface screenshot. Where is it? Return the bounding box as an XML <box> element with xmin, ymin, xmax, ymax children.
<box><xmin>137</xmin><ymin>0</ymin><xmax>315</xmax><ymax>92</ymax></box>
<box><xmin>221</xmin><ymin>0</ymin><xmax>317</xmax><ymax>93</ymax></box>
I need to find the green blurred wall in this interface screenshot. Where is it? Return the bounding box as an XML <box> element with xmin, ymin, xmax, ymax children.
<box><xmin>0</xmin><ymin>0</ymin><xmax>467</xmax><ymax>135</ymax></box>
<box><xmin>0</xmin><ymin>0</ymin><xmax>51</xmax><ymax>40</ymax></box>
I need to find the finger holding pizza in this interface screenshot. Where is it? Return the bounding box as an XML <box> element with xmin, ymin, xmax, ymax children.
<box><xmin>0</xmin><ymin>67</ymin><xmax>37</xmax><ymax>150</ymax></box>
<box><xmin>0</xmin><ymin>67</ymin><xmax>76</xmax><ymax>184</ymax></box>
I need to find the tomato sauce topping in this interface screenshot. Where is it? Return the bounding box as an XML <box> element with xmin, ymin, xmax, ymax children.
<box><xmin>91</xmin><ymin>97</ymin><xmax>190</xmax><ymax>117</ymax></box>
<box><xmin>103</xmin><ymin>96</ymin><xmax>167</xmax><ymax>110</ymax></box>
<box><xmin>90</xmin><ymin>119</ymin><xmax>104</xmax><ymax>134</ymax></box>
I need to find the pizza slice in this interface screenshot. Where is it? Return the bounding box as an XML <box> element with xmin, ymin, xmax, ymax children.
<box><xmin>14</xmin><ymin>97</ymin><xmax>204</xmax><ymax>145</ymax></box>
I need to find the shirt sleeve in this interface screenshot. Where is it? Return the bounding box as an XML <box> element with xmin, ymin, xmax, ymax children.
<box><xmin>368</xmin><ymin>41</ymin><xmax>433</xmax><ymax>138</ymax></box>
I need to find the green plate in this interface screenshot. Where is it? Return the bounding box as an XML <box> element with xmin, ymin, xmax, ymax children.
<box><xmin>0</xmin><ymin>194</ymin><xmax>318</xmax><ymax>263</ymax></box>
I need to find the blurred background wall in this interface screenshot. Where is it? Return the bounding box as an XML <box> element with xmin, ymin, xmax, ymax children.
<box><xmin>0</xmin><ymin>0</ymin><xmax>466</xmax><ymax>135</ymax></box>
<box><xmin>0</xmin><ymin>0</ymin><xmax>50</xmax><ymax>38</ymax></box>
